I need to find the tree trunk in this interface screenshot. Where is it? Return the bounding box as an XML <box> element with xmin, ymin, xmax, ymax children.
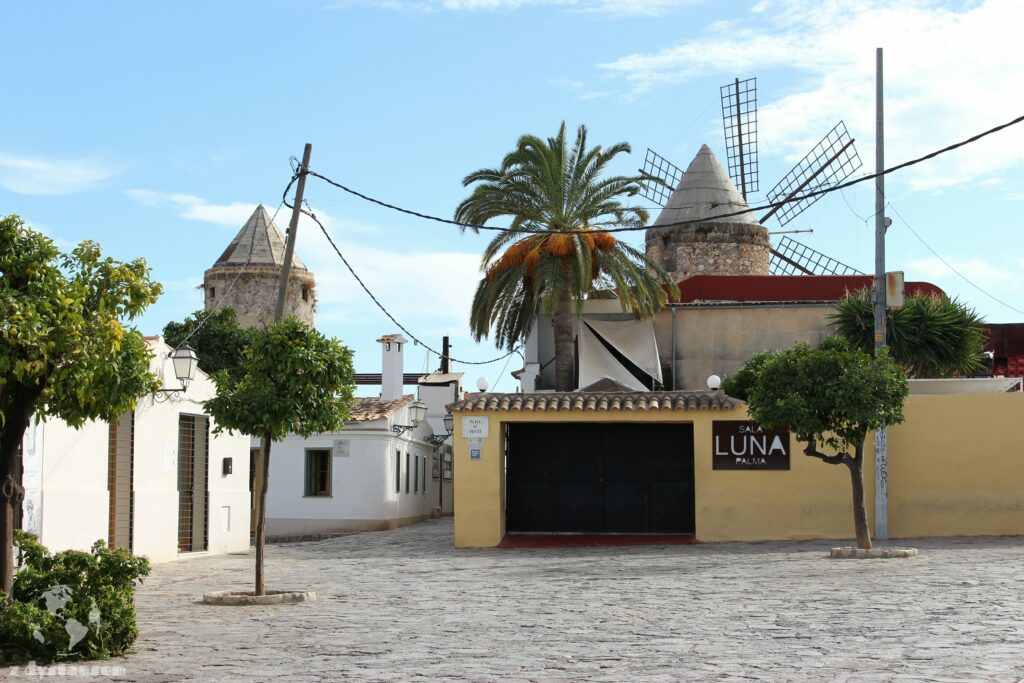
<box><xmin>255</xmin><ymin>432</ymin><xmax>272</xmax><ymax>596</ymax></box>
<box><xmin>0</xmin><ymin>396</ymin><xmax>32</xmax><ymax>597</ymax></box>
<box><xmin>847</xmin><ymin>447</ymin><xmax>872</xmax><ymax>550</ymax></box>
<box><xmin>552</xmin><ymin>288</ymin><xmax>575</xmax><ymax>392</ymax></box>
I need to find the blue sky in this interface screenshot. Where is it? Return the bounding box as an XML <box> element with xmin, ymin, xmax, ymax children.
<box><xmin>3</xmin><ymin>0</ymin><xmax>1022</xmax><ymax>392</ymax></box>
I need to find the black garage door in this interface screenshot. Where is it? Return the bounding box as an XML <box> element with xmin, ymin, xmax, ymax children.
<box><xmin>506</xmin><ymin>423</ymin><xmax>694</xmax><ymax>534</ymax></box>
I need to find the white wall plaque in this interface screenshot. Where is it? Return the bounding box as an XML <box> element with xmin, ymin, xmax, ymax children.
<box><xmin>333</xmin><ymin>439</ymin><xmax>350</xmax><ymax>457</ymax></box>
<box><xmin>462</xmin><ymin>416</ymin><xmax>489</xmax><ymax>438</ymax></box>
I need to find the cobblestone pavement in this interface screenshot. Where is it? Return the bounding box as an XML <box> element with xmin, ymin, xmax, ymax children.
<box><xmin>9</xmin><ymin>519</ymin><xmax>1024</xmax><ymax>682</ymax></box>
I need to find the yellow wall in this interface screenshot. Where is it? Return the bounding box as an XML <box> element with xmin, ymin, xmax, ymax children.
<box><xmin>888</xmin><ymin>393</ymin><xmax>1024</xmax><ymax>538</ymax></box>
<box><xmin>453</xmin><ymin>392</ymin><xmax>1024</xmax><ymax>547</ymax></box>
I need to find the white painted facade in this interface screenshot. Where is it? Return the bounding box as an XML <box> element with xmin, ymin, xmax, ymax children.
<box><xmin>264</xmin><ymin>400</ymin><xmax>452</xmax><ymax>537</ymax></box>
<box><xmin>263</xmin><ymin>335</ymin><xmax>457</xmax><ymax>538</ymax></box>
<box><xmin>21</xmin><ymin>338</ymin><xmax>251</xmax><ymax>562</ymax></box>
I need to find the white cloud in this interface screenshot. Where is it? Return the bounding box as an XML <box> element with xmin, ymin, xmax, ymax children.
<box><xmin>299</xmin><ymin>211</ymin><xmax>481</xmax><ymax>329</ymax></box>
<box><xmin>126</xmin><ymin>189</ymin><xmax>257</xmax><ymax>227</ymax></box>
<box><xmin>128</xmin><ymin>189</ymin><xmax>481</xmax><ymax>330</ymax></box>
<box><xmin>0</xmin><ymin>152</ymin><xmax>117</xmax><ymax>195</ymax></box>
<box><xmin>598</xmin><ymin>0</ymin><xmax>1024</xmax><ymax>191</ymax></box>
<box><xmin>327</xmin><ymin>0</ymin><xmax>699</xmax><ymax>15</ymax></box>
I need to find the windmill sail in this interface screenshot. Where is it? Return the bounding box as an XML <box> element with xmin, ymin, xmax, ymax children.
<box><xmin>762</xmin><ymin>121</ymin><xmax>862</xmax><ymax>227</ymax></box>
<box><xmin>769</xmin><ymin>235</ymin><xmax>862</xmax><ymax>276</ymax></box>
<box><xmin>720</xmin><ymin>77</ymin><xmax>759</xmax><ymax>199</ymax></box>
<box><xmin>639</xmin><ymin>148</ymin><xmax>685</xmax><ymax>206</ymax></box>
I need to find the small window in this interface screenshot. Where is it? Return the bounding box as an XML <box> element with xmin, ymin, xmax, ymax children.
<box><xmin>395</xmin><ymin>449</ymin><xmax>401</xmax><ymax>493</ymax></box>
<box><xmin>405</xmin><ymin>453</ymin><xmax>410</xmax><ymax>493</ymax></box>
<box><xmin>420</xmin><ymin>455</ymin><xmax>426</xmax><ymax>494</ymax></box>
<box><xmin>209</xmin><ymin>286</ymin><xmax>216</xmax><ymax>299</ymax></box>
<box><xmin>304</xmin><ymin>449</ymin><xmax>331</xmax><ymax>497</ymax></box>
<box><xmin>301</xmin><ymin>286</ymin><xmax>309</xmax><ymax>302</ymax></box>
<box><xmin>414</xmin><ymin>455</ymin><xmax>419</xmax><ymax>493</ymax></box>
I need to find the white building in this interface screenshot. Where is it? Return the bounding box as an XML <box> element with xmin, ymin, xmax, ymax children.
<box><xmin>21</xmin><ymin>337</ymin><xmax>251</xmax><ymax>562</ymax></box>
<box><xmin>264</xmin><ymin>334</ymin><xmax>457</xmax><ymax>538</ymax></box>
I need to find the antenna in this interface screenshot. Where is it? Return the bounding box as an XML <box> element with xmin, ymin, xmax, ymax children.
<box><xmin>761</xmin><ymin>121</ymin><xmax>862</xmax><ymax>227</ymax></box>
<box><xmin>769</xmin><ymin>235</ymin><xmax>862</xmax><ymax>276</ymax></box>
<box><xmin>720</xmin><ymin>77</ymin><xmax>759</xmax><ymax>200</ymax></box>
<box><xmin>639</xmin><ymin>148</ymin><xmax>685</xmax><ymax>207</ymax></box>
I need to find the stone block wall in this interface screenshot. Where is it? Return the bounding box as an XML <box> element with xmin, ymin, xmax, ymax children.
<box><xmin>645</xmin><ymin>221</ymin><xmax>770</xmax><ymax>281</ymax></box>
<box><xmin>203</xmin><ymin>265</ymin><xmax>316</xmax><ymax>329</ymax></box>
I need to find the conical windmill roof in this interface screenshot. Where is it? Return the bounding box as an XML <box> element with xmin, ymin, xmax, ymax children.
<box><xmin>212</xmin><ymin>204</ymin><xmax>307</xmax><ymax>270</ymax></box>
<box><xmin>652</xmin><ymin>145</ymin><xmax>760</xmax><ymax>227</ymax></box>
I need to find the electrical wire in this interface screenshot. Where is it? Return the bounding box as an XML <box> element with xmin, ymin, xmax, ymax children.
<box><xmin>889</xmin><ymin>203</ymin><xmax>1024</xmax><ymax>317</ymax></box>
<box><xmin>306</xmin><ymin>113</ymin><xmax>1024</xmax><ymax>235</ymax></box>
<box><xmin>291</xmin><ymin>198</ymin><xmax>522</xmax><ymax>366</ymax></box>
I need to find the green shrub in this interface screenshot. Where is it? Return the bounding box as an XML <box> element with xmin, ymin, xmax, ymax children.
<box><xmin>0</xmin><ymin>531</ymin><xmax>151</xmax><ymax>665</ymax></box>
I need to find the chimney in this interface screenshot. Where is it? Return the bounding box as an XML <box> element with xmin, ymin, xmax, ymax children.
<box><xmin>378</xmin><ymin>333</ymin><xmax>408</xmax><ymax>400</ymax></box>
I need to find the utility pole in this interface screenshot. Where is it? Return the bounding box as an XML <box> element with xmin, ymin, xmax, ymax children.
<box><xmin>255</xmin><ymin>143</ymin><xmax>311</xmax><ymax>594</ymax></box>
<box><xmin>275</xmin><ymin>143</ymin><xmax>313</xmax><ymax>322</ymax></box>
<box><xmin>440</xmin><ymin>336</ymin><xmax>450</xmax><ymax>374</ymax></box>
<box><xmin>873</xmin><ymin>50</ymin><xmax>889</xmax><ymax>541</ymax></box>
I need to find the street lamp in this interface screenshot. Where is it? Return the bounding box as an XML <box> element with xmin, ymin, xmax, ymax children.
<box><xmin>392</xmin><ymin>399</ymin><xmax>428</xmax><ymax>436</ymax></box>
<box><xmin>156</xmin><ymin>343</ymin><xmax>199</xmax><ymax>401</ymax></box>
<box><xmin>427</xmin><ymin>412</ymin><xmax>455</xmax><ymax>446</ymax></box>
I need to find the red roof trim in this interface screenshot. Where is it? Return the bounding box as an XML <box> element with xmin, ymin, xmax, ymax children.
<box><xmin>670</xmin><ymin>275</ymin><xmax>945</xmax><ymax>304</ymax></box>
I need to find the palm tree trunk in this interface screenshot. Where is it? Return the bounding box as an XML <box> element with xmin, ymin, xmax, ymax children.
<box><xmin>552</xmin><ymin>288</ymin><xmax>575</xmax><ymax>392</ymax></box>
<box><xmin>255</xmin><ymin>432</ymin><xmax>271</xmax><ymax>596</ymax></box>
<box><xmin>847</xmin><ymin>446</ymin><xmax>872</xmax><ymax>550</ymax></box>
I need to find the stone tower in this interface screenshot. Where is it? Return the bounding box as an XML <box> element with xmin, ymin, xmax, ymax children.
<box><xmin>645</xmin><ymin>144</ymin><xmax>770</xmax><ymax>281</ymax></box>
<box><xmin>203</xmin><ymin>205</ymin><xmax>316</xmax><ymax>329</ymax></box>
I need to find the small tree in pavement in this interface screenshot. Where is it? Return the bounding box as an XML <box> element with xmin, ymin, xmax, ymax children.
<box><xmin>0</xmin><ymin>215</ymin><xmax>161</xmax><ymax>596</ymax></box>
<box><xmin>723</xmin><ymin>336</ymin><xmax>908</xmax><ymax>549</ymax></box>
<box><xmin>203</xmin><ymin>317</ymin><xmax>355</xmax><ymax>596</ymax></box>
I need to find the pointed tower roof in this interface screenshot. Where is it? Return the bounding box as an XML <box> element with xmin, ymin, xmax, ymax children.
<box><xmin>212</xmin><ymin>205</ymin><xmax>307</xmax><ymax>270</ymax></box>
<box><xmin>652</xmin><ymin>145</ymin><xmax>759</xmax><ymax>227</ymax></box>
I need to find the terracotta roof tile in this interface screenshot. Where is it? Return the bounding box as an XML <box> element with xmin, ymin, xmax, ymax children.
<box><xmin>451</xmin><ymin>390</ymin><xmax>738</xmax><ymax>413</ymax></box>
<box><xmin>348</xmin><ymin>395</ymin><xmax>413</xmax><ymax>422</ymax></box>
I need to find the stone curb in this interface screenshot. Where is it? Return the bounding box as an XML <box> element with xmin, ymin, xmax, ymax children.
<box><xmin>202</xmin><ymin>590</ymin><xmax>318</xmax><ymax>605</ymax></box>
<box><xmin>829</xmin><ymin>547</ymin><xmax>919</xmax><ymax>559</ymax></box>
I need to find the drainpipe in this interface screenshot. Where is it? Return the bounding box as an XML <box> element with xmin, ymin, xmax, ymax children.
<box><xmin>670</xmin><ymin>308</ymin><xmax>677</xmax><ymax>391</ymax></box>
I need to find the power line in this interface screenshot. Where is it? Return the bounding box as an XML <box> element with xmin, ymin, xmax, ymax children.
<box><xmin>889</xmin><ymin>203</ymin><xmax>1024</xmax><ymax>317</ymax></box>
<box><xmin>293</xmin><ymin>200</ymin><xmax>521</xmax><ymax>366</ymax></box>
<box><xmin>306</xmin><ymin>113</ymin><xmax>1024</xmax><ymax>235</ymax></box>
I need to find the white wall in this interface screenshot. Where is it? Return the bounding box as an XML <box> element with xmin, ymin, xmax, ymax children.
<box><xmin>22</xmin><ymin>338</ymin><xmax>250</xmax><ymax>563</ymax></box>
<box><xmin>34</xmin><ymin>418</ymin><xmax>109</xmax><ymax>553</ymax></box>
<box><xmin>265</xmin><ymin>402</ymin><xmax>443</xmax><ymax>536</ymax></box>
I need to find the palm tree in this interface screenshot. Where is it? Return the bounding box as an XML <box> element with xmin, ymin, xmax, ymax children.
<box><xmin>455</xmin><ymin>122</ymin><xmax>679</xmax><ymax>391</ymax></box>
<box><xmin>831</xmin><ymin>289</ymin><xmax>986</xmax><ymax>377</ymax></box>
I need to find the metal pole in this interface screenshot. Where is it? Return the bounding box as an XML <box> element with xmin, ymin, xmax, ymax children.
<box><xmin>274</xmin><ymin>143</ymin><xmax>312</xmax><ymax>323</ymax></box>
<box><xmin>873</xmin><ymin>49</ymin><xmax>889</xmax><ymax>541</ymax></box>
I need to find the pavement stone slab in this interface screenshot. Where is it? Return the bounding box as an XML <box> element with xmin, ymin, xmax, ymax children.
<box><xmin>4</xmin><ymin>519</ymin><xmax>1024</xmax><ymax>681</ymax></box>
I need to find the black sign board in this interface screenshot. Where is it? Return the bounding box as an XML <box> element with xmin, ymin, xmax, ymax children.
<box><xmin>712</xmin><ymin>421</ymin><xmax>790</xmax><ymax>470</ymax></box>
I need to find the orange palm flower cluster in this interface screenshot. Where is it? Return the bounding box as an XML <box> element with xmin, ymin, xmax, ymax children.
<box><xmin>485</xmin><ymin>229</ymin><xmax>617</xmax><ymax>282</ymax></box>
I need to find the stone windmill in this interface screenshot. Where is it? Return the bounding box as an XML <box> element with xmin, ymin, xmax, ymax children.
<box><xmin>203</xmin><ymin>205</ymin><xmax>316</xmax><ymax>329</ymax></box>
<box><xmin>642</xmin><ymin>77</ymin><xmax>865</xmax><ymax>281</ymax></box>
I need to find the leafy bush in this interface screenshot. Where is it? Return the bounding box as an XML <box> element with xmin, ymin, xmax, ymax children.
<box><xmin>0</xmin><ymin>531</ymin><xmax>151</xmax><ymax>664</ymax></box>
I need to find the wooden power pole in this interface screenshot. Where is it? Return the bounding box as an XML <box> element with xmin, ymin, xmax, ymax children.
<box><xmin>275</xmin><ymin>143</ymin><xmax>313</xmax><ymax>322</ymax></box>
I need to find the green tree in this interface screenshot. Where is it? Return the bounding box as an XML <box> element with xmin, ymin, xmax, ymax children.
<box><xmin>831</xmin><ymin>289</ymin><xmax>985</xmax><ymax>378</ymax></box>
<box><xmin>163</xmin><ymin>308</ymin><xmax>251</xmax><ymax>382</ymax></box>
<box><xmin>0</xmin><ymin>216</ymin><xmax>161</xmax><ymax>595</ymax></box>
<box><xmin>203</xmin><ymin>318</ymin><xmax>355</xmax><ymax>595</ymax></box>
<box><xmin>723</xmin><ymin>337</ymin><xmax>908</xmax><ymax>549</ymax></box>
<box><xmin>454</xmin><ymin>122</ymin><xmax>679</xmax><ymax>391</ymax></box>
